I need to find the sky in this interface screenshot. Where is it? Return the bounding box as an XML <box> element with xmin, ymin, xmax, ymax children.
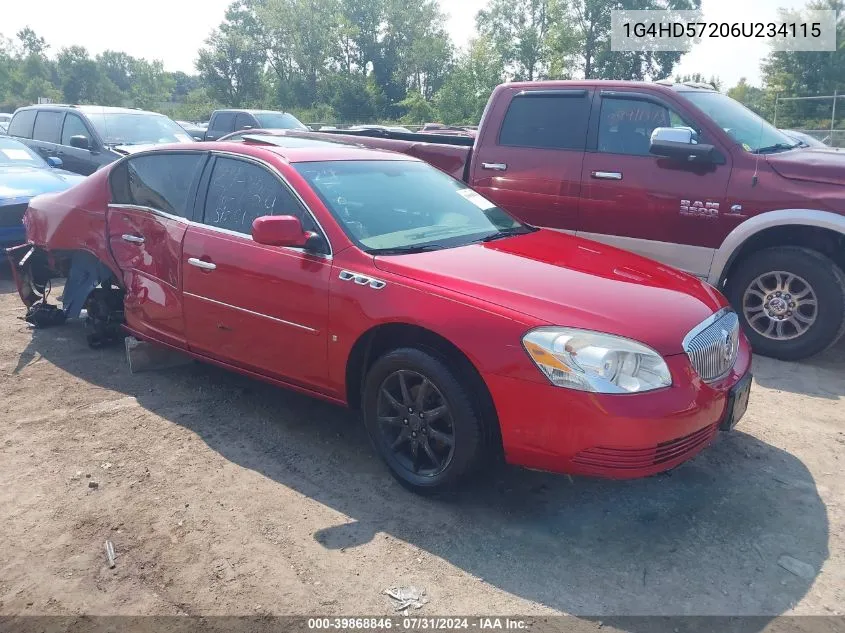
<box><xmin>0</xmin><ymin>0</ymin><xmax>812</xmax><ymax>90</ymax></box>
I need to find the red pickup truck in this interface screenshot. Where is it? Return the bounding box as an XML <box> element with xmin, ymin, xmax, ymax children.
<box><xmin>313</xmin><ymin>81</ymin><xmax>845</xmax><ymax>361</ymax></box>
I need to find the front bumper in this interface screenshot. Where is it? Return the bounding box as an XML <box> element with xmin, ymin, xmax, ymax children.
<box><xmin>487</xmin><ymin>337</ymin><xmax>752</xmax><ymax>479</ymax></box>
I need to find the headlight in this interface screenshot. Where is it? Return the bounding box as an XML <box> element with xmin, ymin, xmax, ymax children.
<box><xmin>522</xmin><ymin>327</ymin><xmax>672</xmax><ymax>394</ymax></box>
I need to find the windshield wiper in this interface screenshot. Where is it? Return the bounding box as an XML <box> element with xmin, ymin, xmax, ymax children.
<box><xmin>753</xmin><ymin>142</ymin><xmax>799</xmax><ymax>154</ymax></box>
<box><xmin>370</xmin><ymin>244</ymin><xmax>449</xmax><ymax>255</ymax></box>
<box><xmin>475</xmin><ymin>227</ymin><xmax>535</xmax><ymax>243</ymax></box>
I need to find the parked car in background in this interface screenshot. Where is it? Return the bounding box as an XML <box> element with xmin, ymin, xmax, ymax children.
<box><xmin>0</xmin><ymin>122</ymin><xmax>8</xmax><ymax>136</ymax></box>
<box><xmin>0</xmin><ymin>113</ymin><xmax>12</xmax><ymax>136</ymax></box>
<box><xmin>203</xmin><ymin>109</ymin><xmax>308</xmax><ymax>141</ymax></box>
<box><xmin>7</xmin><ymin>141</ymin><xmax>751</xmax><ymax>492</ymax></box>
<box><xmin>7</xmin><ymin>105</ymin><xmax>195</xmax><ymax>176</ymax></box>
<box><xmin>313</xmin><ymin>81</ymin><xmax>845</xmax><ymax>360</ymax></box>
<box><xmin>781</xmin><ymin>129</ymin><xmax>829</xmax><ymax>148</ymax></box>
<box><xmin>176</xmin><ymin>120</ymin><xmax>207</xmax><ymax>141</ymax></box>
<box><xmin>0</xmin><ymin>137</ymin><xmax>84</xmax><ymax>247</ymax></box>
<box><xmin>347</xmin><ymin>124</ymin><xmax>414</xmax><ymax>134</ymax></box>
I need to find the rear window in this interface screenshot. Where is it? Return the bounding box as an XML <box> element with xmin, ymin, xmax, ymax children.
<box><xmin>499</xmin><ymin>93</ymin><xmax>590</xmax><ymax>150</ymax></box>
<box><xmin>33</xmin><ymin>111</ymin><xmax>64</xmax><ymax>144</ymax></box>
<box><xmin>110</xmin><ymin>153</ymin><xmax>205</xmax><ymax>218</ymax></box>
<box><xmin>8</xmin><ymin>109</ymin><xmax>37</xmax><ymax>139</ymax></box>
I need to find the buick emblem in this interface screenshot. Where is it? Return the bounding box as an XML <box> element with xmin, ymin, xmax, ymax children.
<box><xmin>722</xmin><ymin>329</ymin><xmax>733</xmax><ymax>361</ymax></box>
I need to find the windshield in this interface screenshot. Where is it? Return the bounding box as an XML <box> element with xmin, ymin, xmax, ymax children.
<box><xmin>680</xmin><ymin>91</ymin><xmax>797</xmax><ymax>154</ymax></box>
<box><xmin>294</xmin><ymin>160</ymin><xmax>530</xmax><ymax>254</ymax></box>
<box><xmin>0</xmin><ymin>137</ymin><xmax>47</xmax><ymax>168</ymax></box>
<box><xmin>86</xmin><ymin>112</ymin><xmax>195</xmax><ymax>146</ymax></box>
<box><xmin>254</xmin><ymin>112</ymin><xmax>308</xmax><ymax>130</ymax></box>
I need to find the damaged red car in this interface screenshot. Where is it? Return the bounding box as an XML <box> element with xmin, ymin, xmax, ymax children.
<box><xmin>7</xmin><ymin>141</ymin><xmax>752</xmax><ymax>493</ymax></box>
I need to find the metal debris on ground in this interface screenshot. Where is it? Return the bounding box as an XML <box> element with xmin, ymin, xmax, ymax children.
<box><xmin>105</xmin><ymin>541</ymin><xmax>116</xmax><ymax>568</ymax></box>
<box><xmin>384</xmin><ymin>586</ymin><xmax>428</xmax><ymax>611</ymax></box>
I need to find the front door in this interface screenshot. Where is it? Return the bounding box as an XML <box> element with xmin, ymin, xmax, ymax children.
<box><xmin>577</xmin><ymin>92</ymin><xmax>732</xmax><ymax>277</ymax></box>
<box><xmin>469</xmin><ymin>88</ymin><xmax>591</xmax><ymax>232</ymax></box>
<box><xmin>58</xmin><ymin>112</ymin><xmax>98</xmax><ymax>175</ymax></box>
<box><xmin>182</xmin><ymin>155</ymin><xmax>332</xmax><ymax>391</ymax></box>
<box><xmin>106</xmin><ymin>151</ymin><xmax>208</xmax><ymax>347</ymax></box>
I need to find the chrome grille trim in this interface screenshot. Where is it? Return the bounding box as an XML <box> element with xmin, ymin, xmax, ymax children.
<box><xmin>683</xmin><ymin>308</ymin><xmax>740</xmax><ymax>383</ymax></box>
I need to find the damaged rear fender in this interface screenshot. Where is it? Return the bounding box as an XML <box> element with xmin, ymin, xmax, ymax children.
<box><xmin>6</xmin><ymin>246</ymin><xmax>120</xmax><ymax>319</ymax></box>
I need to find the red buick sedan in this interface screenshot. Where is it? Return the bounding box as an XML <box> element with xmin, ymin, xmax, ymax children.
<box><xmin>8</xmin><ymin>140</ymin><xmax>752</xmax><ymax>493</ymax></box>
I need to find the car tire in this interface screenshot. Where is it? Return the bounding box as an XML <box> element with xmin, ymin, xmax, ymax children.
<box><xmin>362</xmin><ymin>348</ymin><xmax>485</xmax><ymax>494</ymax></box>
<box><xmin>726</xmin><ymin>246</ymin><xmax>845</xmax><ymax>361</ymax></box>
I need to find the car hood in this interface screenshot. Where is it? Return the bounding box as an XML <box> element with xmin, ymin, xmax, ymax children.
<box><xmin>0</xmin><ymin>166</ymin><xmax>86</xmax><ymax>202</ymax></box>
<box><xmin>767</xmin><ymin>146</ymin><xmax>845</xmax><ymax>186</ymax></box>
<box><xmin>373</xmin><ymin>230</ymin><xmax>727</xmax><ymax>356</ymax></box>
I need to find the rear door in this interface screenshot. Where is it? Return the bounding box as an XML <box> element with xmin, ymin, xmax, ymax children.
<box><xmin>182</xmin><ymin>154</ymin><xmax>333</xmax><ymax>390</ymax></box>
<box><xmin>58</xmin><ymin>112</ymin><xmax>98</xmax><ymax>175</ymax></box>
<box><xmin>30</xmin><ymin>110</ymin><xmax>63</xmax><ymax>161</ymax></box>
<box><xmin>106</xmin><ymin>152</ymin><xmax>208</xmax><ymax>348</ymax></box>
<box><xmin>577</xmin><ymin>91</ymin><xmax>732</xmax><ymax>277</ymax></box>
<box><xmin>204</xmin><ymin>112</ymin><xmax>235</xmax><ymax>141</ymax></box>
<box><xmin>468</xmin><ymin>88</ymin><xmax>592</xmax><ymax>232</ymax></box>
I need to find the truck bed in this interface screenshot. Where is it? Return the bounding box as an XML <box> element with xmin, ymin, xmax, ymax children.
<box><xmin>310</xmin><ymin>129</ymin><xmax>473</xmax><ymax>181</ymax></box>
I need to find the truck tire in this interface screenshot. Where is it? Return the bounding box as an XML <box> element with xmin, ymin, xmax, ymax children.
<box><xmin>362</xmin><ymin>348</ymin><xmax>485</xmax><ymax>494</ymax></box>
<box><xmin>726</xmin><ymin>246</ymin><xmax>845</xmax><ymax>361</ymax></box>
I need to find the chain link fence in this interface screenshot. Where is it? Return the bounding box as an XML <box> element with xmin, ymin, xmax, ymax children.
<box><xmin>774</xmin><ymin>93</ymin><xmax>845</xmax><ymax>147</ymax></box>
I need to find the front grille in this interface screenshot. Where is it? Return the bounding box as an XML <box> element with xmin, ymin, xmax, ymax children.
<box><xmin>0</xmin><ymin>203</ymin><xmax>27</xmax><ymax>228</ymax></box>
<box><xmin>572</xmin><ymin>424</ymin><xmax>718</xmax><ymax>470</ymax></box>
<box><xmin>683</xmin><ymin>309</ymin><xmax>740</xmax><ymax>382</ymax></box>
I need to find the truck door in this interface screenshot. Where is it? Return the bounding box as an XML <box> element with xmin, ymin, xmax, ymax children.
<box><xmin>106</xmin><ymin>152</ymin><xmax>208</xmax><ymax>348</ymax></box>
<box><xmin>204</xmin><ymin>112</ymin><xmax>236</xmax><ymax>141</ymax></box>
<box><xmin>577</xmin><ymin>90</ymin><xmax>732</xmax><ymax>278</ymax></box>
<box><xmin>468</xmin><ymin>88</ymin><xmax>591</xmax><ymax>232</ymax></box>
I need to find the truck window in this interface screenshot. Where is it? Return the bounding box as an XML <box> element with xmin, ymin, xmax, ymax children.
<box><xmin>498</xmin><ymin>94</ymin><xmax>590</xmax><ymax>150</ymax></box>
<box><xmin>210</xmin><ymin>112</ymin><xmax>236</xmax><ymax>134</ymax></box>
<box><xmin>598</xmin><ymin>98</ymin><xmax>692</xmax><ymax>156</ymax></box>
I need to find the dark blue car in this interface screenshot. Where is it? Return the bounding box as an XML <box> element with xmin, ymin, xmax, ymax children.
<box><xmin>0</xmin><ymin>137</ymin><xmax>85</xmax><ymax>246</ymax></box>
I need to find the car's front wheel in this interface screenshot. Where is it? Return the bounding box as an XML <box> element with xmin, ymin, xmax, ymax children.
<box><xmin>727</xmin><ymin>246</ymin><xmax>845</xmax><ymax>360</ymax></box>
<box><xmin>362</xmin><ymin>348</ymin><xmax>486</xmax><ymax>493</ymax></box>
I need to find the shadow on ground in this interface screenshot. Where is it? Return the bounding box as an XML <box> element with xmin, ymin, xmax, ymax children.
<box><xmin>8</xmin><ymin>305</ymin><xmax>832</xmax><ymax>627</ymax></box>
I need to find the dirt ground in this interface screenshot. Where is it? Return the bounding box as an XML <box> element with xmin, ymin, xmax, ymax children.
<box><xmin>0</xmin><ymin>269</ymin><xmax>843</xmax><ymax>622</ymax></box>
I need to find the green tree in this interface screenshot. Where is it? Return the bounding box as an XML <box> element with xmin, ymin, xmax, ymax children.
<box><xmin>565</xmin><ymin>0</ymin><xmax>700</xmax><ymax>80</ymax></box>
<box><xmin>476</xmin><ymin>0</ymin><xmax>562</xmax><ymax>81</ymax></box>
<box><xmin>196</xmin><ymin>28</ymin><xmax>265</xmax><ymax>107</ymax></box>
<box><xmin>675</xmin><ymin>73</ymin><xmax>722</xmax><ymax>91</ymax></box>
<box><xmin>435</xmin><ymin>37</ymin><xmax>503</xmax><ymax>124</ymax></box>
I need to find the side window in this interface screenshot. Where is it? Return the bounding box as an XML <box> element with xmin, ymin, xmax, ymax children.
<box><xmin>110</xmin><ymin>161</ymin><xmax>131</xmax><ymax>203</ymax></box>
<box><xmin>8</xmin><ymin>110</ymin><xmax>36</xmax><ymax>138</ymax></box>
<box><xmin>235</xmin><ymin>113</ymin><xmax>255</xmax><ymax>130</ymax></box>
<box><xmin>597</xmin><ymin>98</ymin><xmax>695</xmax><ymax>156</ymax></box>
<box><xmin>32</xmin><ymin>111</ymin><xmax>64</xmax><ymax>144</ymax></box>
<box><xmin>202</xmin><ymin>156</ymin><xmax>316</xmax><ymax>235</ymax></box>
<box><xmin>123</xmin><ymin>153</ymin><xmax>205</xmax><ymax>217</ymax></box>
<box><xmin>61</xmin><ymin>114</ymin><xmax>90</xmax><ymax>146</ymax></box>
<box><xmin>498</xmin><ymin>94</ymin><xmax>590</xmax><ymax>150</ymax></box>
<box><xmin>211</xmin><ymin>112</ymin><xmax>235</xmax><ymax>133</ymax></box>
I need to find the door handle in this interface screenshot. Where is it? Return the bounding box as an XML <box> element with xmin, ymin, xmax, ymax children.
<box><xmin>121</xmin><ymin>234</ymin><xmax>145</xmax><ymax>244</ymax></box>
<box><xmin>188</xmin><ymin>257</ymin><xmax>217</xmax><ymax>271</ymax></box>
<box><xmin>481</xmin><ymin>162</ymin><xmax>508</xmax><ymax>171</ymax></box>
<box><xmin>591</xmin><ymin>171</ymin><xmax>623</xmax><ymax>181</ymax></box>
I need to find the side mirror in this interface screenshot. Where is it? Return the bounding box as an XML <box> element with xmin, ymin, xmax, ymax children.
<box><xmin>46</xmin><ymin>156</ymin><xmax>63</xmax><ymax>168</ymax></box>
<box><xmin>252</xmin><ymin>215</ymin><xmax>309</xmax><ymax>248</ymax></box>
<box><xmin>650</xmin><ymin>127</ymin><xmax>717</xmax><ymax>163</ymax></box>
<box><xmin>69</xmin><ymin>135</ymin><xmax>90</xmax><ymax>150</ymax></box>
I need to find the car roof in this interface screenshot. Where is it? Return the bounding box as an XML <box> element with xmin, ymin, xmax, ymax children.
<box><xmin>16</xmin><ymin>104</ymin><xmax>162</xmax><ymax>116</ymax></box>
<box><xmin>500</xmin><ymin>79</ymin><xmax>718</xmax><ymax>95</ymax></box>
<box><xmin>179</xmin><ymin>142</ymin><xmax>419</xmax><ymax>164</ymax></box>
<box><xmin>216</xmin><ymin>109</ymin><xmax>292</xmax><ymax>115</ymax></box>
